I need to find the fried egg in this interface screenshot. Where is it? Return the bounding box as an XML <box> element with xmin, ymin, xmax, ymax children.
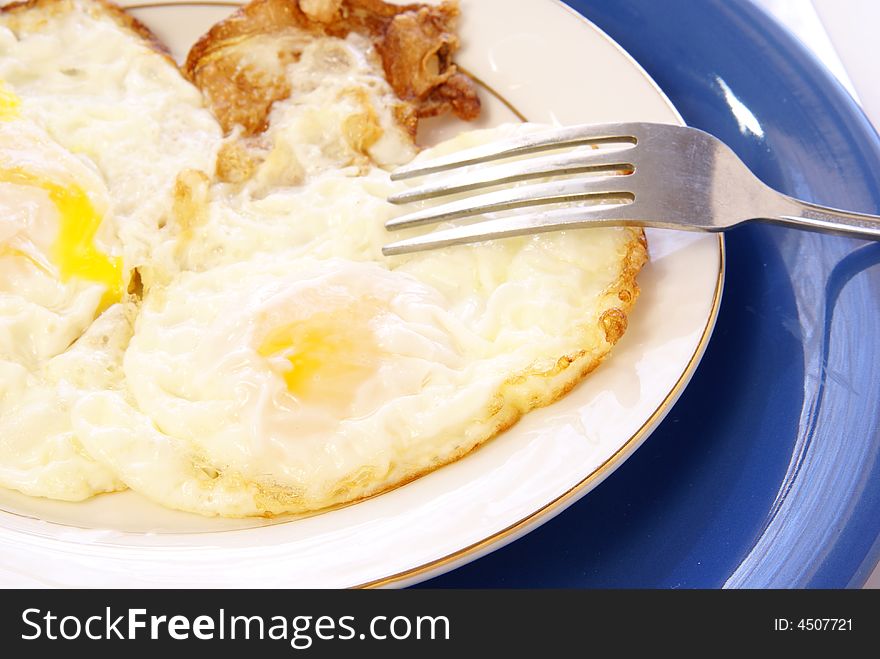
<box><xmin>0</xmin><ymin>0</ymin><xmax>222</xmax><ymax>275</ymax></box>
<box><xmin>71</xmin><ymin>122</ymin><xmax>645</xmax><ymax>517</ymax></box>
<box><xmin>74</xmin><ymin>257</ymin><xmax>475</xmax><ymax>515</ymax></box>
<box><xmin>0</xmin><ymin>0</ymin><xmax>223</xmax><ymax>504</ymax></box>
<box><xmin>0</xmin><ymin>102</ymin><xmax>129</xmax><ymax>500</ymax></box>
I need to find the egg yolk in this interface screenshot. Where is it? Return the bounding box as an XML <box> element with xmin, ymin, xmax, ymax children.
<box><xmin>258</xmin><ymin>310</ymin><xmax>380</xmax><ymax>405</ymax></box>
<box><xmin>0</xmin><ymin>167</ymin><xmax>124</xmax><ymax>311</ymax></box>
<box><xmin>0</xmin><ymin>80</ymin><xmax>19</xmax><ymax>121</ymax></box>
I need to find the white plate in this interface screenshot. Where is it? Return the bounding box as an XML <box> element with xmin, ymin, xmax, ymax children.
<box><xmin>0</xmin><ymin>0</ymin><xmax>723</xmax><ymax>588</ymax></box>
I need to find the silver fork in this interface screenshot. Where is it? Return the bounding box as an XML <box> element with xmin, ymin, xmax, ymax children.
<box><xmin>382</xmin><ymin>122</ymin><xmax>880</xmax><ymax>256</ymax></box>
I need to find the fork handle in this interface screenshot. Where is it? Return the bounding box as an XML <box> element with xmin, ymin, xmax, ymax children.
<box><xmin>764</xmin><ymin>195</ymin><xmax>880</xmax><ymax>241</ymax></box>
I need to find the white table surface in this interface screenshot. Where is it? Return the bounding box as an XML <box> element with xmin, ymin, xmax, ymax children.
<box><xmin>750</xmin><ymin>0</ymin><xmax>879</xmax><ymax>589</ymax></box>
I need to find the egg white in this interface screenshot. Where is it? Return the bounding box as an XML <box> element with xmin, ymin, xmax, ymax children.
<box><xmin>0</xmin><ymin>114</ymin><xmax>129</xmax><ymax>500</ymax></box>
<box><xmin>75</xmin><ymin>257</ymin><xmax>489</xmax><ymax>515</ymax></box>
<box><xmin>72</xmin><ymin>123</ymin><xmax>645</xmax><ymax>517</ymax></box>
<box><xmin>0</xmin><ymin>0</ymin><xmax>222</xmax><ymax>274</ymax></box>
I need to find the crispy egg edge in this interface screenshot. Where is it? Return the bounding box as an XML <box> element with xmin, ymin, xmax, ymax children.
<box><xmin>206</xmin><ymin>228</ymin><xmax>648</xmax><ymax>518</ymax></box>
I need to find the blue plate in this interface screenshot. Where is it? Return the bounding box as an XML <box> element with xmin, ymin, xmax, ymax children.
<box><xmin>421</xmin><ymin>0</ymin><xmax>880</xmax><ymax>588</ymax></box>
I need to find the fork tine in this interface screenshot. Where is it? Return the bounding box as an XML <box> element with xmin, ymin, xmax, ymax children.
<box><xmin>385</xmin><ymin>177</ymin><xmax>635</xmax><ymax>230</ymax></box>
<box><xmin>388</xmin><ymin>150</ymin><xmax>635</xmax><ymax>205</ymax></box>
<box><xmin>382</xmin><ymin>204</ymin><xmax>646</xmax><ymax>256</ymax></box>
<box><xmin>390</xmin><ymin>122</ymin><xmax>641</xmax><ymax>181</ymax></box>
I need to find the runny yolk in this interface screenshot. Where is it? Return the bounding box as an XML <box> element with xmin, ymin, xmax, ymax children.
<box><xmin>0</xmin><ymin>167</ymin><xmax>124</xmax><ymax>311</ymax></box>
<box><xmin>257</xmin><ymin>310</ymin><xmax>379</xmax><ymax>405</ymax></box>
<box><xmin>0</xmin><ymin>80</ymin><xmax>19</xmax><ymax>121</ymax></box>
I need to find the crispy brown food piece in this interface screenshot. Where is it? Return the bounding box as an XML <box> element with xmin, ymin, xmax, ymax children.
<box><xmin>184</xmin><ymin>0</ymin><xmax>480</xmax><ymax>136</ymax></box>
<box><xmin>0</xmin><ymin>0</ymin><xmax>173</xmax><ymax>62</ymax></box>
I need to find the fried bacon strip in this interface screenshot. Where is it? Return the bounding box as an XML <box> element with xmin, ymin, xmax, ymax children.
<box><xmin>183</xmin><ymin>0</ymin><xmax>481</xmax><ymax>136</ymax></box>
